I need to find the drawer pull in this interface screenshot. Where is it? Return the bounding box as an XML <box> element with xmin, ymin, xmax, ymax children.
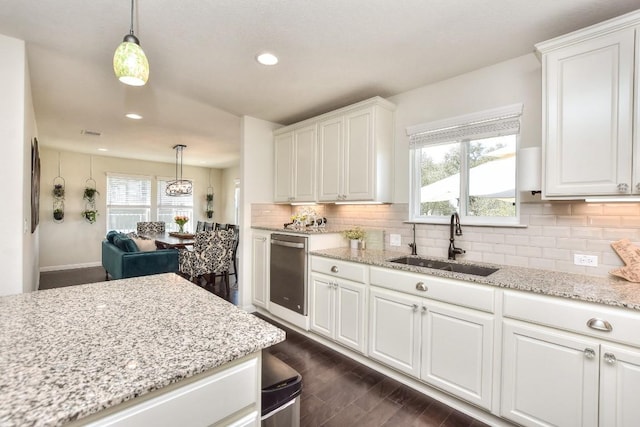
<box><xmin>604</xmin><ymin>353</ymin><xmax>617</xmax><ymax>365</ymax></box>
<box><xmin>415</xmin><ymin>282</ymin><xmax>428</xmax><ymax>292</ymax></box>
<box><xmin>412</xmin><ymin>304</ymin><xmax>419</xmax><ymax>312</ymax></box>
<box><xmin>584</xmin><ymin>348</ymin><xmax>596</xmax><ymax>359</ymax></box>
<box><xmin>330</xmin><ymin>266</ymin><xmax>339</xmax><ymax>273</ymax></box>
<box><xmin>587</xmin><ymin>318</ymin><xmax>613</xmax><ymax>332</ymax></box>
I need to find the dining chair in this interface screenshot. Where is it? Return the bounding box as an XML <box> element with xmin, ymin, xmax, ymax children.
<box><xmin>203</xmin><ymin>222</ymin><xmax>216</xmax><ymax>231</ymax></box>
<box><xmin>177</xmin><ymin>230</ymin><xmax>235</xmax><ymax>298</ymax></box>
<box><xmin>136</xmin><ymin>221</ymin><xmax>166</xmax><ymax>236</ymax></box>
<box><xmin>196</xmin><ymin>221</ymin><xmax>205</xmax><ymax>232</ymax></box>
<box><xmin>216</xmin><ymin>223</ymin><xmax>229</xmax><ymax>230</ymax></box>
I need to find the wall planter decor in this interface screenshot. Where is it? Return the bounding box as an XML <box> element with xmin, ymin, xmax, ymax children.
<box><xmin>206</xmin><ymin>188</ymin><xmax>214</xmax><ymax>219</ymax></box>
<box><xmin>52</xmin><ymin>177</ymin><xmax>65</xmax><ymax>222</ymax></box>
<box><xmin>83</xmin><ymin>157</ymin><xmax>99</xmax><ymax>224</ymax></box>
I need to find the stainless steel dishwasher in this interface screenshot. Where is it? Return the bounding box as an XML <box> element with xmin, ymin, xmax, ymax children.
<box><xmin>270</xmin><ymin>234</ymin><xmax>308</xmax><ymax>315</ymax></box>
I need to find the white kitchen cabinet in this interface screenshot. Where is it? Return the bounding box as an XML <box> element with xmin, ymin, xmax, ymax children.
<box><xmin>501</xmin><ymin>321</ymin><xmax>600</xmax><ymax>427</ymax></box>
<box><xmin>368</xmin><ymin>265</ymin><xmax>495</xmax><ymax>410</ymax></box>
<box><xmin>536</xmin><ymin>11</ymin><xmax>640</xmax><ymax>198</ymax></box>
<box><xmin>502</xmin><ymin>290</ymin><xmax>640</xmax><ymax>427</ymax></box>
<box><xmin>309</xmin><ymin>273</ymin><xmax>367</xmax><ymax>354</ymax></box>
<box><xmin>273</xmin><ymin>124</ymin><xmax>316</xmax><ymax>203</ymax></box>
<box><xmin>369</xmin><ymin>286</ymin><xmax>422</xmax><ymax>377</ymax></box>
<box><xmin>317</xmin><ymin>99</ymin><xmax>395</xmax><ymax>202</ymax></box>
<box><xmin>309</xmin><ymin>257</ymin><xmax>368</xmax><ymax>354</ymax></box>
<box><xmin>421</xmin><ymin>301</ymin><xmax>494</xmax><ymax>410</ymax></box>
<box><xmin>250</xmin><ymin>231</ymin><xmax>270</xmax><ymax>309</ymax></box>
<box><xmin>600</xmin><ymin>344</ymin><xmax>640</xmax><ymax>426</ymax></box>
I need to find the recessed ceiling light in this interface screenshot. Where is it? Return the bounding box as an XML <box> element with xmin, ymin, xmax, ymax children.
<box><xmin>98</xmin><ymin>148</ymin><xmax>108</xmax><ymax>152</ymax></box>
<box><xmin>126</xmin><ymin>113</ymin><xmax>143</xmax><ymax>120</ymax></box>
<box><xmin>256</xmin><ymin>52</ymin><xmax>278</xmax><ymax>66</ymax></box>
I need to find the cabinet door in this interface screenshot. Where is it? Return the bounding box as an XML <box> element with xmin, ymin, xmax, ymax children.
<box><xmin>600</xmin><ymin>344</ymin><xmax>640</xmax><ymax>427</ymax></box>
<box><xmin>293</xmin><ymin>125</ymin><xmax>317</xmax><ymax>202</ymax></box>
<box><xmin>318</xmin><ymin>116</ymin><xmax>343</xmax><ymax>201</ymax></box>
<box><xmin>309</xmin><ymin>274</ymin><xmax>334</xmax><ymax>339</ymax></box>
<box><xmin>335</xmin><ymin>280</ymin><xmax>367</xmax><ymax>354</ymax></box>
<box><xmin>369</xmin><ymin>287</ymin><xmax>421</xmax><ymax>377</ymax></box>
<box><xmin>501</xmin><ymin>321</ymin><xmax>599</xmax><ymax>427</ymax></box>
<box><xmin>544</xmin><ymin>29</ymin><xmax>635</xmax><ymax>197</ymax></box>
<box><xmin>250</xmin><ymin>232</ymin><xmax>269</xmax><ymax>309</ymax></box>
<box><xmin>421</xmin><ymin>302</ymin><xmax>493</xmax><ymax>410</ymax></box>
<box><xmin>343</xmin><ymin>107</ymin><xmax>374</xmax><ymax>200</ymax></box>
<box><xmin>273</xmin><ymin>132</ymin><xmax>294</xmax><ymax>202</ymax></box>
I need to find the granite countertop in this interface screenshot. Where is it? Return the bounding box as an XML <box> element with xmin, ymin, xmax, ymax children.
<box><xmin>0</xmin><ymin>273</ymin><xmax>285</xmax><ymax>427</ymax></box>
<box><xmin>252</xmin><ymin>224</ymin><xmax>347</xmax><ymax>235</ymax></box>
<box><xmin>310</xmin><ymin>248</ymin><xmax>640</xmax><ymax>311</ymax></box>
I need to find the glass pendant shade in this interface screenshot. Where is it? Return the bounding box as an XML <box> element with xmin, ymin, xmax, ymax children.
<box><xmin>113</xmin><ymin>38</ymin><xmax>149</xmax><ymax>86</ymax></box>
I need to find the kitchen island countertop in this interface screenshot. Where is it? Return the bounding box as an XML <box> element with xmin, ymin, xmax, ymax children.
<box><xmin>311</xmin><ymin>247</ymin><xmax>640</xmax><ymax>311</ymax></box>
<box><xmin>0</xmin><ymin>273</ymin><xmax>285</xmax><ymax>427</ymax></box>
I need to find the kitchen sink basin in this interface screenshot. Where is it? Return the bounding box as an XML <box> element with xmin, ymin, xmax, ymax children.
<box><xmin>388</xmin><ymin>256</ymin><xmax>499</xmax><ymax>277</ymax></box>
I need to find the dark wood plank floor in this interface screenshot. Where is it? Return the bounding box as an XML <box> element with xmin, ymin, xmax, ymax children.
<box><xmin>259</xmin><ymin>315</ymin><xmax>492</xmax><ymax>427</ymax></box>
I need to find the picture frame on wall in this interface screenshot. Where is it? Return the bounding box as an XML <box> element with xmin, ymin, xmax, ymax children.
<box><xmin>31</xmin><ymin>137</ymin><xmax>40</xmax><ymax>233</ymax></box>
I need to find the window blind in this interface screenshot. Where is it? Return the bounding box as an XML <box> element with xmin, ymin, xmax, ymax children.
<box><xmin>106</xmin><ymin>175</ymin><xmax>151</xmax><ymax>206</ymax></box>
<box><xmin>407</xmin><ymin>103</ymin><xmax>523</xmax><ymax>148</ymax></box>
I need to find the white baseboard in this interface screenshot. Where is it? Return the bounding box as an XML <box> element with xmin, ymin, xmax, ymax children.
<box><xmin>40</xmin><ymin>262</ymin><xmax>102</xmax><ymax>272</ymax></box>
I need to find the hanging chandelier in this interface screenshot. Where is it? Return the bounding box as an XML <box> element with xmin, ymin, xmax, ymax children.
<box><xmin>113</xmin><ymin>0</ymin><xmax>149</xmax><ymax>86</ymax></box>
<box><xmin>166</xmin><ymin>145</ymin><xmax>193</xmax><ymax>196</ymax></box>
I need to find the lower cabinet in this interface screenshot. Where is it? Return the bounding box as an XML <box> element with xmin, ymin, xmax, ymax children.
<box><xmin>309</xmin><ymin>272</ymin><xmax>367</xmax><ymax>354</ymax></box>
<box><xmin>501</xmin><ymin>321</ymin><xmax>600</xmax><ymax>427</ymax></box>
<box><xmin>501</xmin><ymin>321</ymin><xmax>640</xmax><ymax>427</ymax></box>
<box><xmin>250</xmin><ymin>231</ymin><xmax>270</xmax><ymax>309</ymax></box>
<box><xmin>368</xmin><ymin>286</ymin><xmax>494</xmax><ymax>410</ymax></box>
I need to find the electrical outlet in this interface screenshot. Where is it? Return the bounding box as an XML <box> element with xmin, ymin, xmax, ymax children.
<box><xmin>390</xmin><ymin>234</ymin><xmax>401</xmax><ymax>247</ymax></box>
<box><xmin>574</xmin><ymin>254</ymin><xmax>598</xmax><ymax>267</ymax></box>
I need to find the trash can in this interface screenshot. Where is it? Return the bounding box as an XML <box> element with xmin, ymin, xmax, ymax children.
<box><xmin>261</xmin><ymin>352</ymin><xmax>303</xmax><ymax>427</ymax></box>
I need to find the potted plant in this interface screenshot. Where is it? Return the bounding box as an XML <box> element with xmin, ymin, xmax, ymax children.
<box><xmin>52</xmin><ymin>184</ymin><xmax>65</xmax><ymax>198</ymax></box>
<box><xmin>83</xmin><ymin>187</ymin><xmax>99</xmax><ymax>202</ymax></box>
<box><xmin>53</xmin><ymin>209</ymin><xmax>64</xmax><ymax>221</ymax></box>
<box><xmin>81</xmin><ymin>209</ymin><xmax>98</xmax><ymax>224</ymax></box>
<box><xmin>206</xmin><ymin>209</ymin><xmax>214</xmax><ymax>219</ymax></box>
<box><xmin>342</xmin><ymin>227</ymin><xmax>366</xmax><ymax>249</ymax></box>
<box><xmin>206</xmin><ymin>194</ymin><xmax>214</xmax><ymax>202</ymax></box>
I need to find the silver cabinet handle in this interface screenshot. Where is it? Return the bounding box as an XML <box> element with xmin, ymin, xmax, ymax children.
<box><xmin>415</xmin><ymin>282</ymin><xmax>427</xmax><ymax>292</ymax></box>
<box><xmin>330</xmin><ymin>266</ymin><xmax>339</xmax><ymax>273</ymax></box>
<box><xmin>421</xmin><ymin>306</ymin><xmax>427</xmax><ymax>314</ymax></box>
<box><xmin>636</xmin><ymin>183</ymin><xmax>640</xmax><ymax>192</ymax></box>
<box><xmin>618</xmin><ymin>183</ymin><xmax>629</xmax><ymax>193</ymax></box>
<box><xmin>412</xmin><ymin>304</ymin><xmax>419</xmax><ymax>312</ymax></box>
<box><xmin>604</xmin><ymin>353</ymin><xmax>617</xmax><ymax>365</ymax></box>
<box><xmin>587</xmin><ymin>318</ymin><xmax>613</xmax><ymax>332</ymax></box>
<box><xmin>584</xmin><ymin>348</ymin><xmax>596</xmax><ymax>359</ymax></box>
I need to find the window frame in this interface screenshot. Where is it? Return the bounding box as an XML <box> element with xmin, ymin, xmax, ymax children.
<box><xmin>105</xmin><ymin>173</ymin><xmax>152</xmax><ymax>233</ymax></box>
<box><xmin>407</xmin><ymin>104</ymin><xmax>523</xmax><ymax>227</ymax></box>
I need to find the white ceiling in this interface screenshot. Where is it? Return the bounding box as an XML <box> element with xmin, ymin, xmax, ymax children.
<box><xmin>1</xmin><ymin>1</ymin><xmax>638</xmax><ymax>168</ymax></box>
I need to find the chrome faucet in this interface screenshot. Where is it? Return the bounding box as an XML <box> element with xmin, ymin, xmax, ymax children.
<box><xmin>448</xmin><ymin>213</ymin><xmax>465</xmax><ymax>260</ymax></box>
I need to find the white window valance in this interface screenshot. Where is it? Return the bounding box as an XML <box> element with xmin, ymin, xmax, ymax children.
<box><xmin>407</xmin><ymin>103</ymin><xmax>523</xmax><ymax>147</ymax></box>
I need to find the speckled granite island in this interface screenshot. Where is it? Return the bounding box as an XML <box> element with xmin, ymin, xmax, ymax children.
<box><xmin>0</xmin><ymin>273</ymin><xmax>285</xmax><ymax>427</ymax></box>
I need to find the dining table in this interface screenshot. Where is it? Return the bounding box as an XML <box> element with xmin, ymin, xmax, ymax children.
<box><xmin>141</xmin><ymin>232</ymin><xmax>196</xmax><ymax>249</ymax></box>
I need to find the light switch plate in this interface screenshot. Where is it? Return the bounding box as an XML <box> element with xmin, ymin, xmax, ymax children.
<box><xmin>574</xmin><ymin>254</ymin><xmax>598</xmax><ymax>267</ymax></box>
<box><xmin>390</xmin><ymin>234</ymin><xmax>401</xmax><ymax>247</ymax></box>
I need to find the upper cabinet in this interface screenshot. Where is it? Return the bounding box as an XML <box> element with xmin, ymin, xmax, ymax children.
<box><xmin>273</xmin><ymin>124</ymin><xmax>317</xmax><ymax>203</ymax></box>
<box><xmin>536</xmin><ymin>10</ymin><xmax>640</xmax><ymax>199</ymax></box>
<box><xmin>274</xmin><ymin>97</ymin><xmax>395</xmax><ymax>203</ymax></box>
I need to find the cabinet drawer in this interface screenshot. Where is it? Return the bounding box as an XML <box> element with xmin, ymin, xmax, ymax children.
<box><xmin>311</xmin><ymin>256</ymin><xmax>367</xmax><ymax>283</ymax></box>
<box><xmin>370</xmin><ymin>267</ymin><xmax>494</xmax><ymax>313</ymax></box>
<box><xmin>503</xmin><ymin>290</ymin><xmax>640</xmax><ymax>347</ymax></box>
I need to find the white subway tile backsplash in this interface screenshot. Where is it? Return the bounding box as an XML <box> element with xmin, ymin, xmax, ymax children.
<box><xmin>252</xmin><ymin>200</ymin><xmax>640</xmax><ymax>279</ymax></box>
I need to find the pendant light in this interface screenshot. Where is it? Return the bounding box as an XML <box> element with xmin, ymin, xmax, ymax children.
<box><xmin>166</xmin><ymin>145</ymin><xmax>193</xmax><ymax>196</ymax></box>
<box><xmin>113</xmin><ymin>0</ymin><xmax>149</xmax><ymax>86</ymax></box>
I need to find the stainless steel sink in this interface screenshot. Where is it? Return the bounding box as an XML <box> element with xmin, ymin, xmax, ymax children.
<box><xmin>388</xmin><ymin>256</ymin><xmax>499</xmax><ymax>277</ymax></box>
